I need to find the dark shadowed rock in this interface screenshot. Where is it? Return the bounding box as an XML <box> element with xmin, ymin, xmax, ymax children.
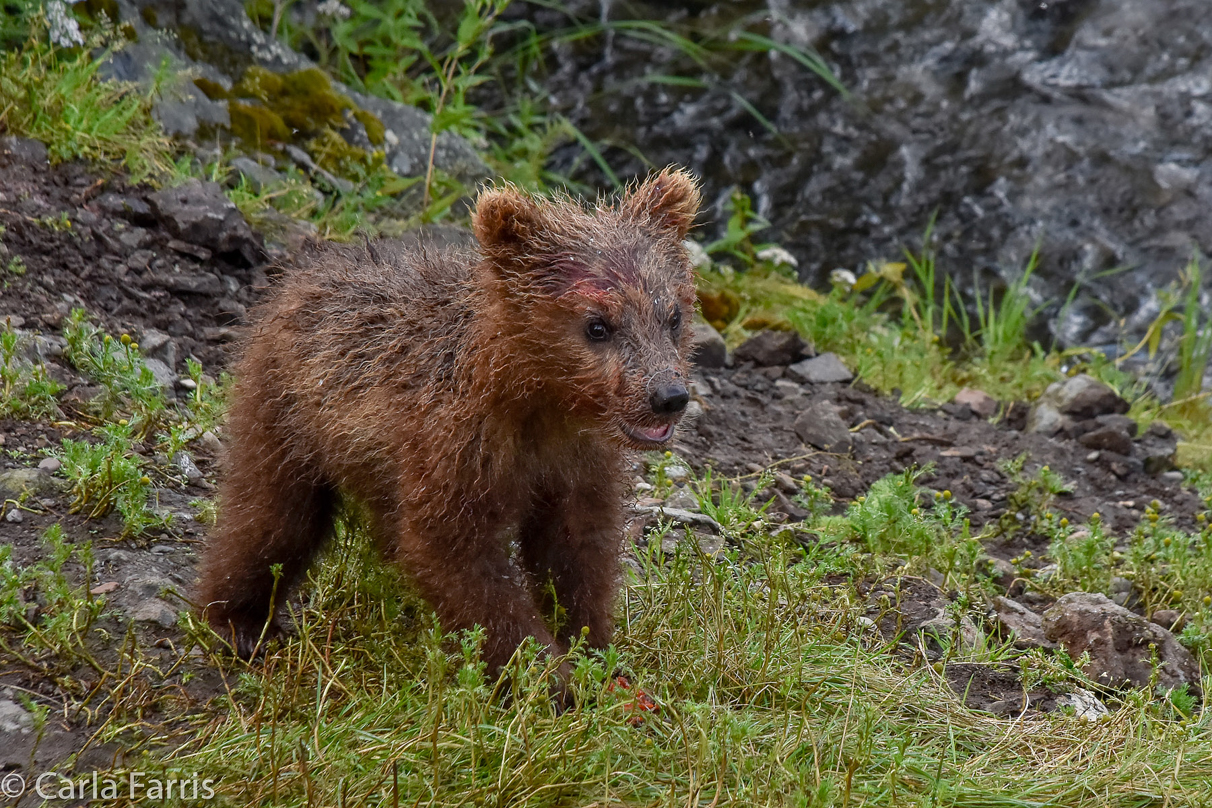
<box><xmin>954</xmin><ymin>388</ymin><xmax>998</xmax><ymax>419</ymax></box>
<box><xmin>148</xmin><ymin>180</ymin><xmax>261</xmax><ymax>265</ymax></box>
<box><xmin>733</xmin><ymin>330</ymin><xmax>810</xmax><ymax>367</ymax></box>
<box><xmin>793</xmin><ymin>400</ymin><xmax>853</xmax><ymax>453</ymax></box>
<box><xmin>691</xmin><ymin>321</ymin><xmax>727</xmax><ymax>369</ymax></box>
<box><xmin>1042</xmin><ymin>592</ymin><xmax>1201</xmax><ymax>694</ymax></box>
<box><xmin>142</xmin><ymin>272</ymin><xmax>224</xmax><ymax>296</ymax></box>
<box><xmin>1078</xmin><ymin>426</ymin><xmax>1134</xmax><ymax>456</ymax></box>
<box><xmin>1137</xmin><ymin>423</ymin><xmax>1179</xmax><ymax>475</ymax></box>
<box><xmin>1056</xmin><ymin>375</ymin><xmax>1129</xmax><ymax>419</ymax></box>
<box><xmin>1028</xmin><ymin>375</ymin><xmax>1129</xmax><ymax>435</ymax></box>
<box><xmin>0</xmin><ymin>136</ymin><xmax>48</xmax><ymax>166</ymax></box>
<box><xmin>95</xmin><ymin>192</ymin><xmax>156</xmax><ymax>226</ymax></box>
<box><xmin>786</xmin><ymin>352</ymin><xmax>853</xmax><ymax>384</ymax></box>
<box><xmin>1095</xmin><ymin>413</ymin><xmax>1138</xmax><ymax>436</ymax></box>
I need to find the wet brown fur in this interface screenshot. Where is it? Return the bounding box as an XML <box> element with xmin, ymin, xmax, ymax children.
<box><xmin>195</xmin><ymin>169</ymin><xmax>701</xmax><ymax>678</ymax></box>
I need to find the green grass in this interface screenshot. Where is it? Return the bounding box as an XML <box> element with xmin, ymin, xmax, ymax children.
<box><xmin>129</xmin><ymin>461</ymin><xmax>1212</xmax><ymax>806</ymax></box>
<box><xmin>1</xmin><ymin>322</ymin><xmax>64</xmax><ymax>419</ymax></box>
<box><xmin>0</xmin><ymin>19</ymin><xmax>174</xmax><ymax>181</ymax></box>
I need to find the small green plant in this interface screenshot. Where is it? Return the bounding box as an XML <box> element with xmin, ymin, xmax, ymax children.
<box><xmin>793</xmin><ymin>473</ymin><xmax>834</xmax><ymax>521</ymax></box>
<box><xmin>704</xmin><ymin>188</ymin><xmax>773</xmax><ymax>266</ymax></box>
<box><xmin>693</xmin><ymin>465</ymin><xmax>772</xmax><ymax>533</ymax></box>
<box><xmin>973</xmin><ymin>247</ymin><xmax>1043</xmax><ymax>365</ymax></box>
<box><xmin>0</xmin><ymin>524</ymin><xmax>103</xmax><ymax>659</ymax></box>
<box><xmin>1050</xmin><ymin>512</ymin><xmax>1114</xmax><ymax>593</ymax></box>
<box><xmin>62</xmin><ymin>308</ymin><xmax>166</xmax><ymax>435</ymax></box>
<box><xmin>4</xmin><ymin>255</ymin><xmax>26</xmax><ymax>276</ymax></box>
<box><xmin>1</xmin><ymin>325</ymin><xmax>64</xmax><ymax>419</ymax></box>
<box><xmin>56</xmin><ymin>422</ymin><xmax>170</xmax><ymax>539</ymax></box>
<box><xmin>995</xmin><ymin>457</ymin><xmax>1072</xmax><ymax>538</ymax></box>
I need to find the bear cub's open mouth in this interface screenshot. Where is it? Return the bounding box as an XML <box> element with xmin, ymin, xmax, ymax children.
<box><xmin>622</xmin><ymin>422</ymin><xmax>676</xmax><ymax>446</ymax></box>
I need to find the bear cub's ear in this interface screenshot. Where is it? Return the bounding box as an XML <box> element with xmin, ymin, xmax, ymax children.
<box><xmin>622</xmin><ymin>167</ymin><xmax>701</xmax><ymax>240</ymax></box>
<box><xmin>473</xmin><ymin>186</ymin><xmax>547</xmax><ymax>257</ymax></box>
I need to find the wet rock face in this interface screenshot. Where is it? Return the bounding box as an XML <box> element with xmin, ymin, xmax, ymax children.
<box><xmin>535</xmin><ymin>0</ymin><xmax>1212</xmax><ymax>346</ymax></box>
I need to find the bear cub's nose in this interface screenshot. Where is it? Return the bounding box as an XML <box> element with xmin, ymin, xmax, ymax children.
<box><xmin>650</xmin><ymin>382</ymin><xmax>690</xmax><ymax>416</ymax></box>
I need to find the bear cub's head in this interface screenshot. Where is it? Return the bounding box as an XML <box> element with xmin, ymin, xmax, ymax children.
<box><xmin>473</xmin><ymin>168</ymin><xmax>702</xmax><ymax>450</ymax></box>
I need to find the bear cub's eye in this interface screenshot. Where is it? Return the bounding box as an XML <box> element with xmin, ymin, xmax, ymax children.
<box><xmin>585</xmin><ymin>318</ymin><xmax>612</xmax><ymax>342</ymax></box>
<box><xmin>669</xmin><ymin>307</ymin><xmax>682</xmax><ymax>331</ymax></box>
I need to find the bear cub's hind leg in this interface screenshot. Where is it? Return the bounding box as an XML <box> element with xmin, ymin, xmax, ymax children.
<box><xmin>196</xmin><ymin>442</ymin><xmax>337</xmax><ymax>658</ymax></box>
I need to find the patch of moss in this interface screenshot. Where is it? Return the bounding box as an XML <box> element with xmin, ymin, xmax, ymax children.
<box><xmin>228</xmin><ymin>102</ymin><xmax>291</xmax><ymax>148</ymax></box>
<box><xmin>193</xmin><ymin>77</ymin><xmax>228</xmax><ymax>101</ymax></box>
<box><xmin>232</xmin><ymin>66</ymin><xmax>350</xmax><ymax>136</ymax></box>
<box><xmin>698</xmin><ymin>289</ymin><xmax>741</xmax><ymax>332</ymax></box>
<box><xmin>307</xmin><ymin>129</ymin><xmax>385</xmax><ymax>179</ymax></box>
<box><xmin>353</xmin><ymin>108</ymin><xmax>385</xmax><ymax>146</ymax></box>
<box><xmin>73</xmin><ymin>0</ymin><xmax>120</xmax><ymax>25</ymax></box>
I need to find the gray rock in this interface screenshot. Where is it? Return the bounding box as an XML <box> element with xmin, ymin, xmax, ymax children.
<box><xmin>1077</xmin><ymin>426</ymin><xmax>1134</xmax><ymax>456</ymax></box>
<box><xmin>1057</xmin><ymin>688</ymin><xmax>1110</xmax><ymax>721</ymax></box>
<box><xmin>732</xmin><ymin>330</ymin><xmax>809</xmax><ymax>367</ymax></box>
<box><xmin>1028</xmin><ymin>375</ymin><xmax>1129</xmax><ymax>434</ymax></box>
<box><xmin>1026</xmin><ymin>401</ymin><xmax>1065</xmax><ymax>436</ymax></box>
<box><xmin>1138</xmin><ymin>429</ymin><xmax>1179</xmax><ymax>475</ymax></box>
<box><xmin>95</xmin><ymin>192</ymin><xmax>155</xmax><ymax>225</ymax></box>
<box><xmin>793</xmin><ymin>400</ymin><xmax>853</xmax><ymax>453</ymax></box>
<box><xmin>1150</xmin><ymin>609</ymin><xmax>1186</xmax><ymax>633</ymax></box>
<box><xmin>144</xmin><ymin>358</ymin><xmax>177</xmax><ymax>390</ymax></box>
<box><xmin>1095</xmin><ymin>413</ymin><xmax>1138</xmax><ymax>437</ymax></box>
<box><xmin>0</xmin><ymin>468</ymin><xmax>68</xmax><ymax>498</ymax></box>
<box><xmin>0</xmin><ymin>136</ymin><xmax>48</xmax><ymax>166</ymax></box>
<box><xmin>1056</xmin><ymin>374</ymin><xmax>1130</xmax><ymax>419</ymax></box>
<box><xmin>953</xmin><ymin>388</ymin><xmax>998</xmax><ymax>418</ymax></box>
<box><xmin>148</xmin><ymin>180</ymin><xmax>261</xmax><ymax>265</ymax></box>
<box><xmin>230</xmin><ymin>156</ymin><xmax>286</xmax><ymax>193</ymax></box>
<box><xmin>991</xmin><ymin>596</ymin><xmax>1056</xmax><ymax>649</ymax></box>
<box><xmin>282</xmin><ymin>144</ymin><xmax>355</xmax><ymax>195</ymax></box>
<box><xmin>131</xmin><ymin>598</ymin><xmax>178</xmax><ymax>628</ymax></box>
<box><xmin>174</xmin><ymin>451</ymin><xmax>204</xmax><ymax>481</ymax></box>
<box><xmin>1042</xmin><ymin>592</ymin><xmax>1202</xmax><ymax>694</ymax></box>
<box><xmin>635</xmin><ymin>504</ymin><xmax>723</xmax><ymax>534</ymax></box>
<box><xmin>0</xmin><ymin>699</ymin><xmax>34</xmax><ymax>735</ymax></box>
<box><xmin>786</xmin><ymin>352</ymin><xmax>854</xmax><ymax>384</ymax></box>
<box><xmin>349</xmin><ymin>90</ymin><xmax>491</xmax><ymax>188</ymax></box>
<box><xmin>200</xmin><ymin>431</ymin><xmax>223</xmax><ymax>452</ymax></box>
<box><xmin>37</xmin><ymin>457</ymin><xmax>61</xmax><ymax>473</ymax></box>
<box><xmin>664</xmin><ymin>489</ymin><xmax>699</xmax><ymax>510</ymax></box>
<box><xmin>137</xmin><ymin>328</ymin><xmax>177</xmax><ymax>369</ymax></box>
<box><xmin>773</xmin><ymin>379</ymin><xmax>804</xmax><ymax>398</ymax></box>
<box><xmin>144</xmin><ymin>272</ymin><xmax>224</xmax><ymax>296</ymax></box>
<box><xmin>127</xmin><ymin>575</ymin><xmax>175</xmax><ymax>599</ymax></box>
<box><xmin>5</xmin><ymin>508</ymin><xmax>23</xmax><ymax>524</ymax></box>
<box><xmin>691</xmin><ymin>321</ymin><xmax>727</xmax><ymax>369</ymax></box>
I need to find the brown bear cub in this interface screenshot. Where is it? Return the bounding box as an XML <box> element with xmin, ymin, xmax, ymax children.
<box><xmin>196</xmin><ymin>168</ymin><xmax>702</xmax><ymax>678</ymax></box>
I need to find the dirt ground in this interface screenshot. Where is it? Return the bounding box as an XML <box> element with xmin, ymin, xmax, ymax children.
<box><xmin>2</xmin><ymin>152</ymin><xmax>1208</xmax><ymax>781</ymax></box>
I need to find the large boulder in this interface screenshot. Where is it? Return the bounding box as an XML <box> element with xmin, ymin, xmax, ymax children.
<box><xmin>1042</xmin><ymin>592</ymin><xmax>1202</xmax><ymax>695</ymax></box>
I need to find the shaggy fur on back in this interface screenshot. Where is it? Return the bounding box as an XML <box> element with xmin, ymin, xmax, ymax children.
<box><xmin>195</xmin><ymin>168</ymin><xmax>702</xmax><ymax>680</ymax></box>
